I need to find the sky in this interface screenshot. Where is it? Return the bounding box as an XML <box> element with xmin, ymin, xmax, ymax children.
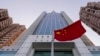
<box><xmin>0</xmin><ymin>0</ymin><xmax>100</xmax><ymax>46</ymax></box>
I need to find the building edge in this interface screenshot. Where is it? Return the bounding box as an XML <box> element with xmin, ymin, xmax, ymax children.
<box><xmin>14</xmin><ymin>11</ymin><xmax>46</xmax><ymax>47</ymax></box>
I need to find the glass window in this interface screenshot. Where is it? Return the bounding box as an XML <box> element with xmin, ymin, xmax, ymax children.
<box><xmin>33</xmin><ymin>13</ymin><xmax>68</xmax><ymax>35</ymax></box>
<box><xmin>34</xmin><ymin>51</ymin><xmax>73</xmax><ymax>56</ymax></box>
<box><xmin>91</xmin><ymin>51</ymin><xmax>100</xmax><ymax>56</ymax></box>
<box><xmin>0</xmin><ymin>51</ymin><xmax>16</xmax><ymax>56</ymax></box>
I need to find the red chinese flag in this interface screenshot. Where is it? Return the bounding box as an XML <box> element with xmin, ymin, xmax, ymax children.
<box><xmin>54</xmin><ymin>20</ymin><xmax>86</xmax><ymax>41</ymax></box>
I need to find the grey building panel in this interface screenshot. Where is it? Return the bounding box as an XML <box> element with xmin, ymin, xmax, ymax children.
<box><xmin>15</xmin><ymin>35</ymin><xmax>75</xmax><ymax>56</ymax></box>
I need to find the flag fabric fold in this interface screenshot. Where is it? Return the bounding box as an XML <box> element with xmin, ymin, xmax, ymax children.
<box><xmin>54</xmin><ymin>20</ymin><xmax>86</xmax><ymax>41</ymax></box>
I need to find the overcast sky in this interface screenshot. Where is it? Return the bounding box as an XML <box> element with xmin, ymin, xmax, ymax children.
<box><xmin>0</xmin><ymin>0</ymin><xmax>100</xmax><ymax>46</ymax></box>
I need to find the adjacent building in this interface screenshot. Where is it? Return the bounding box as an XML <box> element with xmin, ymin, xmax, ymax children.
<box><xmin>0</xmin><ymin>9</ymin><xmax>26</xmax><ymax>48</ymax></box>
<box><xmin>80</xmin><ymin>2</ymin><xmax>100</xmax><ymax>35</ymax></box>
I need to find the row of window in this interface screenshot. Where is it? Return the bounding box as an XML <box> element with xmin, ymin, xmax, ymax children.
<box><xmin>0</xmin><ymin>25</ymin><xmax>25</xmax><ymax>48</ymax></box>
<box><xmin>81</xmin><ymin>16</ymin><xmax>100</xmax><ymax>29</ymax></box>
<box><xmin>0</xmin><ymin>25</ymin><xmax>17</xmax><ymax>45</ymax></box>
<box><xmin>0</xmin><ymin>24</ymin><xmax>16</xmax><ymax>35</ymax></box>
<box><xmin>91</xmin><ymin>51</ymin><xmax>100</xmax><ymax>56</ymax></box>
<box><xmin>80</xmin><ymin>12</ymin><xmax>100</xmax><ymax>28</ymax></box>
<box><xmin>80</xmin><ymin>15</ymin><xmax>100</xmax><ymax>34</ymax></box>
<box><xmin>0</xmin><ymin>18</ymin><xmax>12</xmax><ymax>30</ymax></box>
<box><xmin>87</xmin><ymin>2</ymin><xmax>96</xmax><ymax>8</ymax></box>
<box><xmin>81</xmin><ymin>7</ymin><xmax>100</xmax><ymax>18</ymax></box>
<box><xmin>0</xmin><ymin>25</ymin><xmax>15</xmax><ymax>38</ymax></box>
<box><xmin>81</xmin><ymin>13</ymin><xmax>99</xmax><ymax>22</ymax></box>
<box><xmin>0</xmin><ymin>51</ymin><xmax>16</xmax><ymax>56</ymax></box>
<box><xmin>89</xmin><ymin>18</ymin><xmax>100</xmax><ymax>28</ymax></box>
<box><xmin>34</xmin><ymin>51</ymin><xmax>73</xmax><ymax>56</ymax></box>
<box><xmin>0</xmin><ymin>10</ymin><xmax>8</xmax><ymax>19</ymax></box>
<box><xmin>89</xmin><ymin>48</ymin><xmax>100</xmax><ymax>51</ymax></box>
<box><xmin>87</xmin><ymin>2</ymin><xmax>100</xmax><ymax>9</ymax></box>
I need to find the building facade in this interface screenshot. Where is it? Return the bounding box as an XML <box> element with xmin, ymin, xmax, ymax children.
<box><xmin>0</xmin><ymin>10</ymin><xmax>100</xmax><ymax>56</ymax></box>
<box><xmin>0</xmin><ymin>9</ymin><xmax>26</xmax><ymax>48</ymax></box>
<box><xmin>80</xmin><ymin>2</ymin><xmax>100</xmax><ymax>35</ymax></box>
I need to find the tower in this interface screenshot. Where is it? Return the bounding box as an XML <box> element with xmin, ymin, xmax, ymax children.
<box><xmin>0</xmin><ymin>9</ymin><xmax>26</xmax><ymax>48</ymax></box>
<box><xmin>80</xmin><ymin>2</ymin><xmax>100</xmax><ymax>35</ymax></box>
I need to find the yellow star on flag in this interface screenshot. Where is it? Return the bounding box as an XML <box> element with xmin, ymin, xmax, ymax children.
<box><xmin>56</xmin><ymin>32</ymin><xmax>61</xmax><ymax>34</ymax></box>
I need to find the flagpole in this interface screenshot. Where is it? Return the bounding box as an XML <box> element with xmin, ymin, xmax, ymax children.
<box><xmin>51</xmin><ymin>32</ymin><xmax>54</xmax><ymax>56</ymax></box>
